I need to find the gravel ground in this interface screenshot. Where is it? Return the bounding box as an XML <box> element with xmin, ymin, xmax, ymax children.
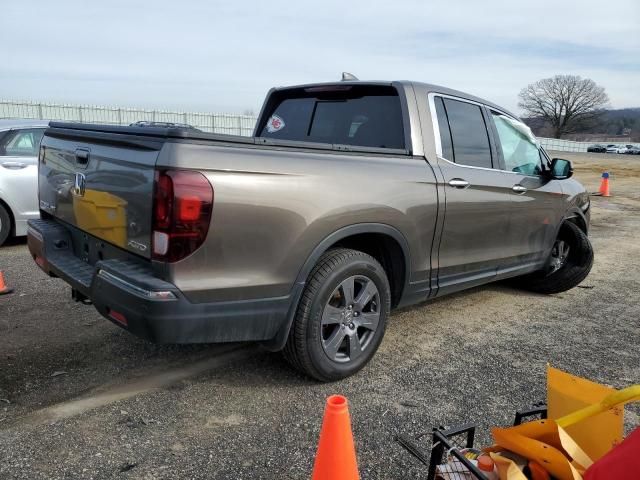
<box><xmin>0</xmin><ymin>152</ymin><xmax>638</xmax><ymax>479</ymax></box>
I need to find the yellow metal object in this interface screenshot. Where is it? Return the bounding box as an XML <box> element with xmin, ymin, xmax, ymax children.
<box><xmin>490</xmin><ymin>452</ymin><xmax>528</xmax><ymax>480</ymax></box>
<box><xmin>491</xmin><ymin>426</ymin><xmax>583</xmax><ymax>480</ymax></box>
<box><xmin>548</xmin><ymin>365</ymin><xmax>635</xmax><ymax>461</ymax></box>
<box><xmin>72</xmin><ymin>189</ymin><xmax>128</xmax><ymax>248</ymax></box>
<box><xmin>556</xmin><ymin>384</ymin><xmax>640</xmax><ymax>428</ymax></box>
<box><xmin>491</xmin><ymin>367</ymin><xmax>640</xmax><ymax>480</ymax></box>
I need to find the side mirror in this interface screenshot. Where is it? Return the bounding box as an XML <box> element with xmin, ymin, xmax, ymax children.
<box><xmin>550</xmin><ymin>158</ymin><xmax>573</xmax><ymax>180</ymax></box>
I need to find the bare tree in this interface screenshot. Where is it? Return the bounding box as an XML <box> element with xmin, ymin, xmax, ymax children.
<box><xmin>518</xmin><ymin>75</ymin><xmax>608</xmax><ymax>138</ymax></box>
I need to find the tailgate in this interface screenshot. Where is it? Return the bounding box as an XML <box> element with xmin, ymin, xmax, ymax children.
<box><xmin>39</xmin><ymin>124</ymin><xmax>164</xmax><ymax>259</ymax></box>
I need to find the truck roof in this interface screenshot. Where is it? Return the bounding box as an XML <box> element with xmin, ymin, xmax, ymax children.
<box><xmin>411</xmin><ymin>81</ymin><xmax>520</xmax><ymax>120</ymax></box>
<box><xmin>271</xmin><ymin>80</ymin><xmax>520</xmax><ymax>121</ymax></box>
<box><xmin>0</xmin><ymin>119</ymin><xmax>50</xmax><ymax>130</ymax></box>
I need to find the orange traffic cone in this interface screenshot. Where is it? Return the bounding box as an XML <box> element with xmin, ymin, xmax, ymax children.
<box><xmin>597</xmin><ymin>172</ymin><xmax>611</xmax><ymax>197</ymax></box>
<box><xmin>311</xmin><ymin>395</ymin><xmax>359</xmax><ymax>480</ymax></box>
<box><xmin>0</xmin><ymin>271</ymin><xmax>13</xmax><ymax>295</ymax></box>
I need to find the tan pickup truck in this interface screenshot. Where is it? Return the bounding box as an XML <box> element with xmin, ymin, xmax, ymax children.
<box><xmin>28</xmin><ymin>80</ymin><xmax>593</xmax><ymax>381</ymax></box>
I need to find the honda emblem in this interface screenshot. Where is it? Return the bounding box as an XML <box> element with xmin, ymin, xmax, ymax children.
<box><xmin>72</xmin><ymin>172</ymin><xmax>86</xmax><ymax>197</ymax></box>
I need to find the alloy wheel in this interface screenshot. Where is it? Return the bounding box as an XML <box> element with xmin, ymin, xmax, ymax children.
<box><xmin>320</xmin><ymin>275</ymin><xmax>380</xmax><ymax>363</ymax></box>
<box><xmin>548</xmin><ymin>239</ymin><xmax>570</xmax><ymax>274</ymax></box>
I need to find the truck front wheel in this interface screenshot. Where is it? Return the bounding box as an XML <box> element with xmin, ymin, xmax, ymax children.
<box><xmin>516</xmin><ymin>221</ymin><xmax>594</xmax><ymax>294</ymax></box>
<box><xmin>283</xmin><ymin>248</ymin><xmax>391</xmax><ymax>382</ymax></box>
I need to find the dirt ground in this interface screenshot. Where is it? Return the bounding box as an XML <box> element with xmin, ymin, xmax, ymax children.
<box><xmin>0</xmin><ymin>152</ymin><xmax>638</xmax><ymax>479</ymax></box>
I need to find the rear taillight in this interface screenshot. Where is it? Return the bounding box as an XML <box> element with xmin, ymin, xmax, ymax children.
<box><xmin>152</xmin><ymin>170</ymin><xmax>213</xmax><ymax>262</ymax></box>
<box><xmin>108</xmin><ymin>309</ymin><xmax>128</xmax><ymax>326</ymax></box>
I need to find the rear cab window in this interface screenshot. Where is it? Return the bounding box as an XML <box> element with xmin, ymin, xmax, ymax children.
<box><xmin>257</xmin><ymin>85</ymin><xmax>406</xmax><ymax>150</ymax></box>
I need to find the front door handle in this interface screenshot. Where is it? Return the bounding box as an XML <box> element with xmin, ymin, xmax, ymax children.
<box><xmin>512</xmin><ymin>184</ymin><xmax>527</xmax><ymax>194</ymax></box>
<box><xmin>448</xmin><ymin>178</ymin><xmax>470</xmax><ymax>189</ymax></box>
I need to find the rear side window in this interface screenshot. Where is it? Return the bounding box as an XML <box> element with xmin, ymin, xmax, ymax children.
<box><xmin>258</xmin><ymin>86</ymin><xmax>405</xmax><ymax>150</ymax></box>
<box><xmin>0</xmin><ymin>128</ymin><xmax>46</xmax><ymax>157</ymax></box>
<box><xmin>434</xmin><ymin>97</ymin><xmax>453</xmax><ymax>161</ymax></box>
<box><xmin>439</xmin><ymin>98</ymin><xmax>493</xmax><ymax>169</ymax></box>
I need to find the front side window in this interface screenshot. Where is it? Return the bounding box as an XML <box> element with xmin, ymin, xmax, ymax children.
<box><xmin>441</xmin><ymin>98</ymin><xmax>493</xmax><ymax>169</ymax></box>
<box><xmin>258</xmin><ymin>86</ymin><xmax>405</xmax><ymax>150</ymax></box>
<box><xmin>0</xmin><ymin>128</ymin><xmax>45</xmax><ymax>157</ymax></box>
<box><xmin>491</xmin><ymin>113</ymin><xmax>542</xmax><ymax>175</ymax></box>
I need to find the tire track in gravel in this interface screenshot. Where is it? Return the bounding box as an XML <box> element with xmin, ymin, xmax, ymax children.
<box><xmin>2</xmin><ymin>345</ymin><xmax>257</xmax><ymax>429</ymax></box>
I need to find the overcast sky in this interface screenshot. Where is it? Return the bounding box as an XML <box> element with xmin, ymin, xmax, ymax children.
<box><xmin>1</xmin><ymin>1</ymin><xmax>638</xmax><ymax>115</ymax></box>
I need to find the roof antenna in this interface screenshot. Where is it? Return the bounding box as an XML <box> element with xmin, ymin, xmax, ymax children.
<box><xmin>341</xmin><ymin>72</ymin><xmax>359</xmax><ymax>81</ymax></box>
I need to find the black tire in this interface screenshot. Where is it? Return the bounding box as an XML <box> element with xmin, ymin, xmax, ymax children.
<box><xmin>283</xmin><ymin>248</ymin><xmax>391</xmax><ymax>382</ymax></box>
<box><xmin>517</xmin><ymin>221</ymin><xmax>593</xmax><ymax>294</ymax></box>
<box><xmin>0</xmin><ymin>204</ymin><xmax>11</xmax><ymax>246</ymax></box>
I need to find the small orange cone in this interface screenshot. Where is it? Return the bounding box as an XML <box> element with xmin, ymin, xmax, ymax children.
<box><xmin>0</xmin><ymin>271</ymin><xmax>13</xmax><ymax>295</ymax></box>
<box><xmin>311</xmin><ymin>395</ymin><xmax>359</xmax><ymax>480</ymax></box>
<box><xmin>597</xmin><ymin>172</ymin><xmax>611</xmax><ymax>197</ymax></box>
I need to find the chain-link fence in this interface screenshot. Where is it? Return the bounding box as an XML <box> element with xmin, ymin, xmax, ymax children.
<box><xmin>0</xmin><ymin>100</ymin><xmax>257</xmax><ymax>136</ymax></box>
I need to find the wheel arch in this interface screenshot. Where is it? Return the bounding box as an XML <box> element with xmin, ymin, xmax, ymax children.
<box><xmin>263</xmin><ymin>223</ymin><xmax>411</xmax><ymax>352</ymax></box>
<box><xmin>562</xmin><ymin>208</ymin><xmax>588</xmax><ymax>235</ymax></box>
<box><xmin>293</xmin><ymin>223</ymin><xmax>411</xmax><ymax>306</ymax></box>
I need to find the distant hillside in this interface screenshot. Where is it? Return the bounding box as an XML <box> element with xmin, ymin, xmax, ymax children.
<box><xmin>524</xmin><ymin>108</ymin><xmax>640</xmax><ymax>141</ymax></box>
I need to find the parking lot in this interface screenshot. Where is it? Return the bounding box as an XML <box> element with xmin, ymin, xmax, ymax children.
<box><xmin>0</xmin><ymin>152</ymin><xmax>638</xmax><ymax>479</ymax></box>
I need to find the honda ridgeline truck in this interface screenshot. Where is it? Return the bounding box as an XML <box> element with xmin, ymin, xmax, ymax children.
<box><xmin>28</xmin><ymin>80</ymin><xmax>593</xmax><ymax>381</ymax></box>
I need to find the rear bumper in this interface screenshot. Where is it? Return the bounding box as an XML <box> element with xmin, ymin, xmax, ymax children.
<box><xmin>27</xmin><ymin>218</ymin><xmax>299</xmax><ymax>344</ymax></box>
<box><xmin>15</xmin><ymin>215</ymin><xmax>38</xmax><ymax>237</ymax></box>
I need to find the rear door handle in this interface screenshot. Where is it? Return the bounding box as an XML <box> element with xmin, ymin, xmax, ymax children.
<box><xmin>448</xmin><ymin>178</ymin><xmax>470</xmax><ymax>189</ymax></box>
<box><xmin>1</xmin><ymin>161</ymin><xmax>27</xmax><ymax>169</ymax></box>
<box><xmin>512</xmin><ymin>184</ymin><xmax>527</xmax><ymax>194</ymax></box>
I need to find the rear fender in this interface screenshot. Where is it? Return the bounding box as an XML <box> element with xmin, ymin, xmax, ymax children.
<box><xmin>261</xmin><ymin>223</ymin><xmax>411</xmax><ymax>352</ymax></box>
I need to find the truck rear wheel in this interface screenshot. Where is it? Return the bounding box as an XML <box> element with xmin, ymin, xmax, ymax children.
<box><xmin>283</xmin><ymin>248</ymin><xmax>391</xmax><ymax>382</ymax></box>
<box><xmin>517</xmin><ymin>221</ymin><xmax>593</xmax><ymax>294</ymax></box>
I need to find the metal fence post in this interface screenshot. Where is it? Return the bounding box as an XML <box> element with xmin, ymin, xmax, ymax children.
<box><xmin>117</xmin><ymin>108</ymin><xmax>122</xmax><ymax>125</ymax></box>
<box><xmin>38</xmin><ymin>103</ymin><xmax>43</xmax><ymax>120</ymax></box>
<box><xmin>78</xmin><ymin>106</ymin><xmax>83</xmax><ymax>122</ymax></box>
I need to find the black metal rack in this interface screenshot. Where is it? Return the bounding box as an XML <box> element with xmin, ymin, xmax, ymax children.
<box><xmin>397</xmin><ymin>404</ymin><xmax>548</xmax><ymax>480</ymax></box>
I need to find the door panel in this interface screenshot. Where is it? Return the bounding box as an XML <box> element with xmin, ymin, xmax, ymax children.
<box><xmin>487</xmin><ymin>112</ymin><xmax>564</xmax><ymax>275</ymax></box>
<box><xmin>436</xmin><ymin>160</ymin><xmax>515</xmax><ymax>294</ymax></box>
<box><xmin>430</xmin><ymin>96</ymin><xmax>518</xmax><ymax>294</ymax></box>
<box><xmin>0</xmin><ymin>128</ymin><xmax>46</xmax><ymax>233</ymax></box>
<box><xmin>0</xmin><ymin>156</ymin><xmax>39</xmax><ymax>233</ymax></box>
<box><xmin>504</xmin><ymin>174</ymin><xmax>563</xmax><ymax>274</ymax></box>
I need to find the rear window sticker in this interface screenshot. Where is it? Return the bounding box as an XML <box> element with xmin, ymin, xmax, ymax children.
<box><xmin>266</xmin><ymin>114</ymin><xmax>285</xmax><ymax>133</ymax></box>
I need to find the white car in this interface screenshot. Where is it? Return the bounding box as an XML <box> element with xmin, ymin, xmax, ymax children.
<box><xmin>0</xmin><ymin>120</ymin><xmax>49</xmax><ymax>245</ymax></box>
<box><xmin>606</xmin><ymin>144</ymin><xmax>627</xmax><ymax>154</ymax></box>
